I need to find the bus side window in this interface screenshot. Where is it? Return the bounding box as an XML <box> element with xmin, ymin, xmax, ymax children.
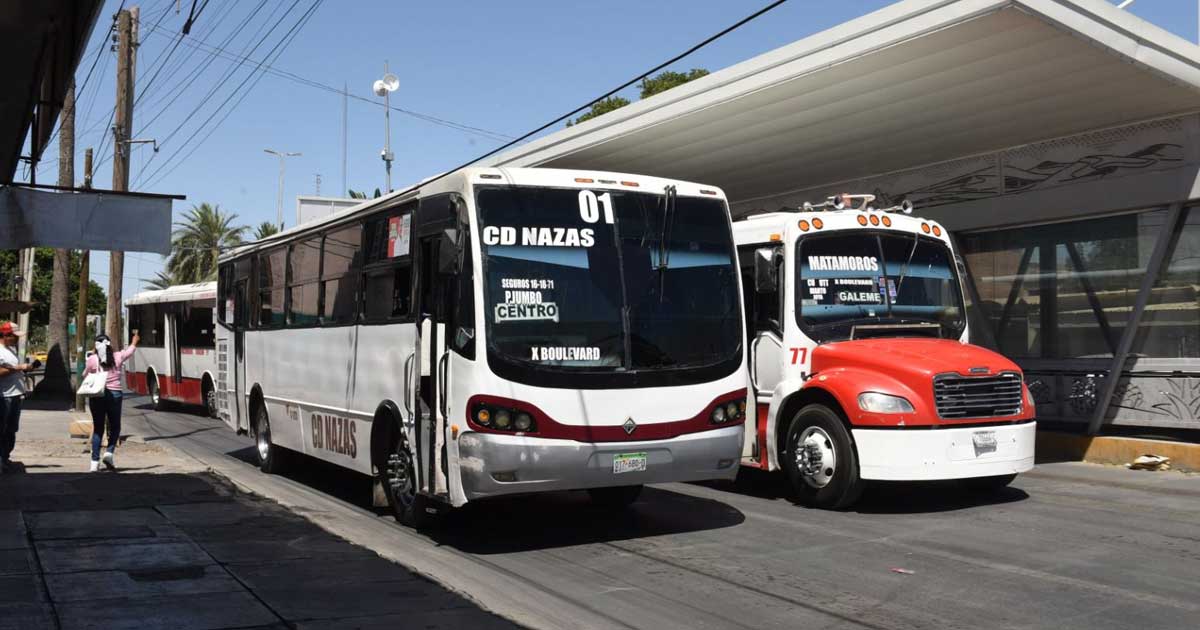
<box><xmin>257</xmin><ymin>247</ymin><xmax>287</xmax><ymax>328</ymax></box>
<box><xmin>448</xmin><ymin>229</ymin><xmax>475</xmax><ymax>359</ymax></box>
<box><xmin>321</xmin><ymin>224</ymin><xmax>364</xmax><ymax>325</ymax></box>
<box><xmin>287</xmin><ymin>236</ymin><xmax>322</xmax><ymax>326</ymax></box>
<box><xmin>738</xmin><ymin>244</ymin><xmax>782</xmax><ymax>338</ymax></box>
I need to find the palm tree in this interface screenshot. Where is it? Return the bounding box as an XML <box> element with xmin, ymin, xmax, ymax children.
<box><xmin>254</xmin><ymin>221</ymin><xmax>280</xmax><ymax>240</ymax></box>
<box><xmin>167</xmin><ymin>203</ymin><xmax>246</xmax><ymax>283</ymax></box>
<box><xmin>146</xmin><ymin>270</ymin><xmax>175</xmax><ymax>290</ymax></box>
<box><xmin>348</xmin><ymin>188</ymin><xmax>382</xmax><ymax>199</ymax></box>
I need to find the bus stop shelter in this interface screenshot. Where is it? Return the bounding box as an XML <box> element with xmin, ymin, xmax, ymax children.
<box><xmin>488</xmin><ymin>0</ymin><xmax>1200</xmax><ymax>435</ymax></box>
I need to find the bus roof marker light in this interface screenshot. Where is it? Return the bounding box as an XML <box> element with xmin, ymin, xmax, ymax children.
<box><xmin>798</xmin><ymin>220</ymin><xmax>810</xmax><ymax>232</ymax></box>
<box><xmin>932</xmin><ymin>225</ymin><xmax>942</xmax><ymax>237</ymax></box>
<box><xmin>881</xmin><ymin>215</ymin><xmax>892</xmax><ymax>227</ymax></box>
<box><xmin>857</xmin><ymin>215</ymin><xmax>868</xmax><ymax>226</ymax></box>
<box><xmin>479</xmin><ymin>174</ymin><xmax>502</xmax><ymax>180</ymax></box>
<box><xmin>769</xmin><ymin>233</ymin><xmax>782</xmax><ymax>242</ymax></box>
<box><xmin>869</xmin><ymin>215</ymin><xmax>880</xmax><ymax>226</ymax></box>
<box><xmin>812</xmin><ymin>218</ymin><xmax>823</xmax><ymax>229</ymax></box>
<box><xmin>620</xmin><ymin>181</ymin><xmax>640</xmax><ymax>187</ymax></box>
<box><xmin>574</xmin><ymin>177</ymin><xmax>594</xmax><ymax>183</ymax></box>
<box><xmin>700</xmin><ymin>189</ymin><xmax>717</xmax><ymax>195</ymax></box>
<box><xmin>921</xmin><ymin>222</ymin><xmax>931</xmax><ymax>234</ymax></box>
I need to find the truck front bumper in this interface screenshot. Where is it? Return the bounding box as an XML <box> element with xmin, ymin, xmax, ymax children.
<box><xmin>455</xmin><ymin>424</ymin><xmax>743</xmax><ymax>502</ymax></box>
<box><xmin>852</xmin><ymin>421</ymin><xmax>1035</xmax><ymax>481</ymax></box>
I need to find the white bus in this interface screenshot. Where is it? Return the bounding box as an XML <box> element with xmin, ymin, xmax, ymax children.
<box><xmin>735</xmin><ymin>195</ymin><xmax>1035</xmax><ymax>509</ymax></box>
<box><xmin>125</xmin><ymin>282</ymin><xmax>219</xmax><ymax>416</ymax></box>
<box><xmin>216</xmin><ymin>167</ymin><xmax>748</xmax><ymax>526</ymax></box>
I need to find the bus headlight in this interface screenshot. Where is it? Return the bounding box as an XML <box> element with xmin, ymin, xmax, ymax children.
<box><xmin>710</xmin><ymin>396</ymin><xmax>746</xmax><ymax>424</ymax></box>
<box><xmin>514</xmin><ymin>413</ymin><xmax>533</xmax><ymax>432</ymax></box>
<box><xmin>858</xmin><ymin>392</ymin><xmax>914</xmax><ymax>414</ymax></box>
<box><xmin>475</xmin><ymin>408</ymin><xmax>492</xmax><ymax>426</ymax></box>
<box><xmin>470</xmin><ymin>400</ymin><xmax>538</xmax><ymax>433</ymax></box>
<box><xmin>494</xmin><ymin>409</ymin><xmax>512</xmax><ymax>429</ymax></box>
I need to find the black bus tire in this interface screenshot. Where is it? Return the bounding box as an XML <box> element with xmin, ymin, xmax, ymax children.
<box><xmin>782</xmin><ymin>404</ymin><xmax>865</xmax><ymax>510</ymax></box>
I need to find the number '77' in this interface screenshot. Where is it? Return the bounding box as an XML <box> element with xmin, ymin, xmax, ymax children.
<box><xmin>789</xmin><ymin>348</ymin><xmax>807</xmax><ymax>364</ymax></box>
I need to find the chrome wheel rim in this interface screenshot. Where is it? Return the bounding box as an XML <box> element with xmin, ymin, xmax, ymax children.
<box><xmin>205</xmin><ymin>390</ymin><xmax>217</xmax><ymax>416</ymax></box>
<box><xmin>385</xmin><ymin>445</ymin><xmax>415</xmax><ymax>511</ymax></box>
<box><xmin>796</xmin><ymin>426</ymin><xmax>837</xmax><ymax>489</ymax></box>
<box><xmin>150</xmin><ymin>382</ymin><xmax>160</xmax><ymax>405</ymax></box>
<box><xmin>256</xmin><ymin>412</ymin><xmax>270</xmax><ymax>461</ymax></box>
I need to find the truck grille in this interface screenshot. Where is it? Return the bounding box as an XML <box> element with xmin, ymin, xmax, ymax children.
<box><xmin>933</xmin><ymin>372</ymin><xmax>1023</xmax><ymax>419</ymax></box>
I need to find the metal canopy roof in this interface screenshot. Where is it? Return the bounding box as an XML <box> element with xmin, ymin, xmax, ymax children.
<box><xmin>487</xmin><ymin>0</ymin><xmax>1200</xmax><ymax>210</ymax></box>
<box><xmin>0</xmin><ymin>0</ymin><xmax>104</xmax><ymax>184</ymax></box>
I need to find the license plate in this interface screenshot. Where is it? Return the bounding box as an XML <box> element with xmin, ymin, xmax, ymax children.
<box><xmin>612</xmin><ymin>452</ymin><xmax>647</xmax><ymax>474</ymax></box>
<box><xmin>972</xmin><ymin>430</ymin><xmax>997</xmax><ymax>455</ymax></box>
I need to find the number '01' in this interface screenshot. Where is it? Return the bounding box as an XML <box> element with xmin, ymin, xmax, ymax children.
<box><xmin>578</xmin><ymin>190</ymin><xmax>614</xmax><ymax>224</ymax></box>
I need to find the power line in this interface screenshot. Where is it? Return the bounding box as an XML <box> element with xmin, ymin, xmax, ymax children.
<box><xmin>138</xmin><ymin>18</ymin><xmax>514</xmax><ymax>142</ymax></box>
<box><xmin>141</xmin><ymin>0</ymin><xmax>323</xmax><ymax>189</ymax></box>
<box><xmin>373</xmin><ymin>0</ymin><xmax>790</xmax><ymax>212</ymax></box>
<box><xmin>127</xmin><ymin>0</ymin><xmax>297</xmax><ymax>180</ymax></box>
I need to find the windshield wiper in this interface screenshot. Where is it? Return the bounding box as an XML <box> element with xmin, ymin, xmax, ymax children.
<box><xmin>656</xmin><ymin>185</ymin><xmax>677</xmax><ymax>303</ymax></box>
<box><xmin>893</xmin><ymin>232</ymin><xmax>920</xmax><ymax>299</ymax></box>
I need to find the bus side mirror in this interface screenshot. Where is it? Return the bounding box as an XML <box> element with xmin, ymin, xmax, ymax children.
<box><xmin>437</xmin><ymin>228</ymin><xmax>463</xmax><ymax>275</ymax></box>
<box><xmin>754</xmin><ymin>247</ymin><xmax>777</xmax><ymax>294</ymax></box>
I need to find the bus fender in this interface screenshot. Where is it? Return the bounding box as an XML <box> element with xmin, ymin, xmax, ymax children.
<box><xmin>369</xmin><ymin>401</ymin><xmax>404</xmax><ymax>509</ymax></box>
<box><xmin>793</xmin><ymin>366</ymin><xmax>926</xmax><ymax>428</ymax></box>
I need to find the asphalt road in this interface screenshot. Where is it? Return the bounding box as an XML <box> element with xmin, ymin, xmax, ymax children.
<box><xmin>124</xmin><ymin>399</ymin><xmax>1200</xmax><ymax>630</ymax></box>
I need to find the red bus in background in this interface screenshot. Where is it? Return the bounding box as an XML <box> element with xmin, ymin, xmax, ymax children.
<box><xmin>125</xmin><ymin>282</ymin><xmax>219</xmax><ymax>416</ymax></box>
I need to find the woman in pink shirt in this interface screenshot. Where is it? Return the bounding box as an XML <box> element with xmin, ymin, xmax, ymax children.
<box><xmin>83</xmin><ymin>332</ymin><xmax>139</xmax><ymax>472</ymax></box>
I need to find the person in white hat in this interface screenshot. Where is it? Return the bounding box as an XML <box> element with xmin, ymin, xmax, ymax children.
<box><xmin>0</xmin><ymin>321</ymin><xmax>33</xmax><ymax>473</ymax></box>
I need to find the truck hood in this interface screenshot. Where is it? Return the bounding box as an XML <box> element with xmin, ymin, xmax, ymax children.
<box><xmin>811</xmin><ymin>338</ymin><xmax>1020</xmax><ymax>380</ymax></box>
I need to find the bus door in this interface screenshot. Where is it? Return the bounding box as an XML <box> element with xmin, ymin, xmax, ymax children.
<box><xmin>233</xmin><ymin>278</ymin><xmax>249</xmax><ymax>432</ymax></box>
<box><xmin>744</xmin><ymin>244</ymin><xmax>785</xmax><ymax>463</ymax></box>
<box><xmin>412</xmin><ymin>194</ymin><xmax>462</xmax><ymax>498</ymax></box>
<box><xmin>168</xmin><ymin>308</ymin><xmax>183</xmax><ymax>393</ymax></box>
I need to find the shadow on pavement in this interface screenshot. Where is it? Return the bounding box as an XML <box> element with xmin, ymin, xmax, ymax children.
<box><xmin>224</xmin><ymin>444</ymin><xmax>745</xmax><ymax>554</ymax></box>
<box><xmin>701</xmin><ymin>467</ymin><xmax>1029</xmax><ymax>514</ymax></box>
<box><xmin>432</xmin><ymin>486</ymin><xmax>746</xmax><ymax>554</ymax></box>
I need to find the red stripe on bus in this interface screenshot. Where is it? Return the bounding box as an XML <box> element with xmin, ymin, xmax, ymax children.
<box><xmin>465</xmin><ymin>389</ymin><xmax>747</xmax><ymax>442</ymax></box>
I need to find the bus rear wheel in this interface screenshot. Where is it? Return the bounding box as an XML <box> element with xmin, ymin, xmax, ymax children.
<box><xmin>783</xmin><ymin>404</ymin><xmax>865</xmax><ymax>510</ymax></box>
<box><xmin>382</xmin><ymin>436</ymin><xmax>439</xmax><ymax>529</ymax></box>
<box><xmin>588</xmin><ymin>485</ymin><xmax>643</xmax><ymax>508</ymax></box>
<box><xmin>255</xmin><ymin>404</ymin><xmax>286</xmax><ymax>474</ymax></box>
<box><xmin>147</xmin><ymin>374</ymin><xmax>164</xmax><ymax>410</ymax></box>
<box><xmin>202</xmin><ymin>379</ymin><xmax>218</xmax><ymax>419</ymax></box>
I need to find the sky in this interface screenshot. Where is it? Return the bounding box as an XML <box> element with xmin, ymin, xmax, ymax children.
<box><xmin>20</xmin><ymin>0</ymin><xmax>1200</xmax><ymax>296</ymax></box>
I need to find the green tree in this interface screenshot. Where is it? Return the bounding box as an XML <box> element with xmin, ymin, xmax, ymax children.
<box><xmin>166</xmin><ymin>203</ymin><xmax>246</xmax><ymax>284</ymax></box>
<box><xmin>639</xmin><ymin>68</ymin><xmax>709</xmax><ymax>98</ymax></box>
<box><xmin>146</xmin><ymin>270</ymin><xmax>175</xmax><ymax>291</ymax></box>
<box><xmin>0</xmin><ymin>249</ymin><xmax>106</xmax><ymax>349</ymax></box>
<box><xmin>567</xmin><ymin>96</ymin><xmax>632</xmax><ymax>127</ymax></box>
<box><xmin>348</xmin><ymin>188</ymin><xmax>382</xmax><ymax>199</ymax></box>
<box><xmin>254</xmin><ymin>221</ymin><xmax>280</xmax><ymax>240</ymax></box>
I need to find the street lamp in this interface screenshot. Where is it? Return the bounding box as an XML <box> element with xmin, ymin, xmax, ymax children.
<box><xmin>264</xmin><ymin>148</ymin><xmax>301</xmax><ymax>231</ymax></box>
<box><xmin>373</xmin><ymin>64</ymin><xmax>399</xmax><ymax>193</ymax></box>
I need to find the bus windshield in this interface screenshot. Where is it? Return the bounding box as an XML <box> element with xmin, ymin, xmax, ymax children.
<box><xmin>796</xmin><ymin>231</ymin><xmax>966</xmax><ymax>342</ymax></box>
<box><xmin>477</xmin><ymin>185</ymin><xmax>742</xmax><ymax>388</ymax></box>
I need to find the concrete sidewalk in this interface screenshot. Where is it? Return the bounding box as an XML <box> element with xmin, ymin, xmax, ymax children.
<box><xmin>0</xmin><ymin>404</ymin><xmax>521</xmax><ymax>630</ymax></box>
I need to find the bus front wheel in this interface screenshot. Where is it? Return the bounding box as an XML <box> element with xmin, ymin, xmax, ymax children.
<box><xmin>255</xmin><ymin>404</ymin><xmax>285</xmax><ymax>474</ymax></box>
<box><xmin>783</xmin><ymin>404</ymin><xmax>865</xmax><ymax>510</ymax></box>
<box><xmin>147</xmin><ymin>374</ymin><xmax>164</xmax><ymax>410</ymax></box>
<box><xmin>588</xmin><ymin>485</ymin><xmax>643</xmax><ymax>508</ymax></box>
<box><xmin>382</xmin><ymin>437</ymin><xmax>440</xmax><ymax>529</ymax></box>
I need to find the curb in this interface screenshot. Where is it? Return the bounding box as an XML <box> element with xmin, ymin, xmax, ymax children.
<box><xmin>1036</xmin><ymin>431</ymin><xmax>1200</xmax><ymax>472</ymax></box>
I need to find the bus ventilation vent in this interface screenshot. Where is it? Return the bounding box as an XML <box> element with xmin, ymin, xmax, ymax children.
<box><xmin>933</xmin><ymin>372</ymin><xmax>1022</xmax><ymax>419</ymax></box>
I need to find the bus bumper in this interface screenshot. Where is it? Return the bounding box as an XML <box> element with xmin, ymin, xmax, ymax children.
<box><xmin>852</xmin><ymin>421</ymin><xmax>1036</xmax><ymax>481</ymax></box>
<box><xmin>455</xmin><ymin>424</ymin><xmax>744</xmax><ymax>501</ymax></box>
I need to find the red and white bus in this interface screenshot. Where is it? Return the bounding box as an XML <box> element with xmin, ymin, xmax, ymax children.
<box><xmin>735</xmin><ymin>194</ymin><xmax>1035</xmax><ymax>509</ymax></box>
<box><xmin>125</xmin><ymin>282</ymin><xmax>219</xmax><ymax>416</ymax></box>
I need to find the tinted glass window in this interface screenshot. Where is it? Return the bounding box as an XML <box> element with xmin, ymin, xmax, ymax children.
<box><xmin>362</xmin><ymin>265</ymin><xmax>412</xmax><ymax>321</ymax></box>
<box><xmin>257</xmin><ymin>248</ymin><xmax>287</xmax><ymax>328</ymax></box>
<box><xmin>177</xmin><ymin>300</ymin><xmax>215</xmax><ymax>348</ymax></box>
<box><xmin>129</xmin><ymin>304</ymin><xmax>163</xmax><ymax>346</ymax></box>
<box><xmin>478</xmin><ymin>185</ymin><xmax>740</xmax><ymax>387</ymax></box>
<box><xmin>364</xmin><ymin>205</ymin><xmax>414</xmax><ymax>263</ymax></box>
<box><xmin>322</xmin><ymin>225</ymin><xmax>362</xmax><ymax>325</ymax></box>
<box><xmin>288</xmin><ymin>237</ymin><xmax>322</xmax><ymax>326</ymax></box>
<box><xmin>797</xmin><ymin>233</ymin><xmax>965</xmax><ymax>342</ymax></box>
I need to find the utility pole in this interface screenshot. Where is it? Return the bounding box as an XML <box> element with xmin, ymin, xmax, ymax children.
<box><xmin>341</xmin><ymin>82</ymin><xmax>348</xmax><ymax>197</ymax></box>
<box><xmin>264</xmin><ymin>148</ymin><xmax>300</xmax><ymax>230</ymax></box>
<box><xmin>75</xmin><ymin>148</ymin><xmax>93</xmax><ymax>411</ymax></box>
<box><xmin>107</xmin><ymin>7</ymin><xmax>137</xmax><ymax>348</ymax></box>
<box><xmin>45</xmin><ymin>81</ymin><xmax>75</xmax><ymax>397</ymax></box>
